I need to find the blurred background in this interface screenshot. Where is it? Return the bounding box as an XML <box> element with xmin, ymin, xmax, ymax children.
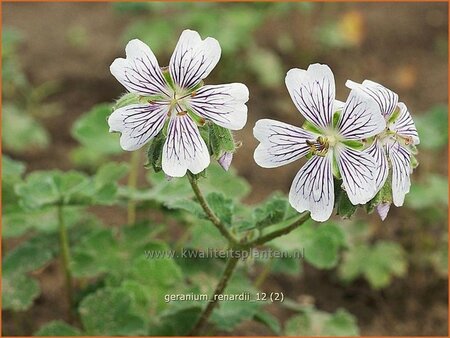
<box><xmin>3</xmin><ymin>2</ymin><xmax>448</xmax><ymax>336</ymax></box>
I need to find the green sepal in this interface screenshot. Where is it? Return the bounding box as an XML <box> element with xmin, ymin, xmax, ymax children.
<box><xmin>408</xmin><ymin>144</ymin><xmax>419</xmax><ymax>155</ymax></box>
<box><xmin>332</xmin><ymin>154</ymin><xmax>341</xmax><ymax>179</ymax></box>
<box><xmin>187</xmin><ymin>109</ymin><xmax>206</xmax><ymax>126</ymax></box>
<box><xmin>365</xmin><ymin>175</ymin><xmax>393</xmax><ymax>214</ymax></box>
<box><xmin>342</xmin><ymin>140</ymin><xmax>364</xmax><ymax>150</ymax></box>
<box><xmin>145</xmin><ymin>132</ymin><xmax>166</xmax><ymax>173</ymax></box>
<box><xmin>332</xmin><ymin>111</ymin><xmax>340</xmax><ymax>129</ymax></box>
<box><xmin>410</xmin><ymin>154</ymin><xmax>419</xmax><ymax>170</ymax></box>
<box><xmin>190</xmin><ymin>80</ymin><xmax>204</xmax><ymax>92</ymax></box>
<box><xmin>209</xmin><ymin>123</ymin><xmax>236</xmax><ymax>159</ymax></box>
<box><xmin>113</xmin><ymin>93</ymin><xmax>141</xmax><ymax>110</ymax></box>
<box><xmin>387</xmin><ymin>106</ymin><xmax>401</xmax><ymax>124</ymax></box>
<box><xmin>334</xmin><ymin>179</ymin><xmax>358</xmax><ymax>218</ymax></box>
<box><xmin>162</xmin><ymin>68</ymin><xmax>175</xmax><ymax>91</ymax></box>
<box><xmin>302</xmin><ymin>120</ymin><xmax>322</xmax><ymax>135</ymax></box>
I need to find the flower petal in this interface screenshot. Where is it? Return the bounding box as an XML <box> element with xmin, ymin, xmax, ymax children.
<box><xmin>337</xmin><ymin>146</ymin><xmax>377</xmax><ymax>205</ymax></box>
<box><xmin>390</xmin><ymin>102</ymin><xmax>420</xmax><ymax>145</ymax></box>
<box><xmin>285</xmin><ymin>64</ymin><xmax>335</xmax><ymax>129</ymax></box>
<box><xmin>388</xmin><ymin>141</ymin><xmax>411</xmax><ymax>207</ymax></box>
<box><xmin>253</xmin><ymin>119</ymin><xmax>315</xmax><ymax>168</ymax></box>
<box><xmin>337</xmin><ymin>88</ymin><xmax>386</xmax><ymax>140</ymax></box>
<box><xmin>346</xmin><ymin>79</ymin><xmax>398</xmax><ymax>117</ymax></box>
<box><xmin>188</xmin><ymin>83</ymin><xmax>249</xmax><ymax>130</ymax></box>
<box><xmin>169</xmin><ymin>29</ymin><xmax>221</xmax><ymax>90</ymax></box>
<box><xmin>110</xmin><ymin>39</ymin><xmax>170</xmax><ymax>97</ymax></box>
<box><xmin>376</xmin><ymin>202</ymin><xmax>391</xmax><ymax>221</ymax></box>
<box><xmin>108</xmin><ymin>103</ymin><xmax>168</xmax><ymax>151</ymax></box>
<box><xmin>289</xmin><ymin>152</ymin><xmax>334</xmax><ymax>222</ymax></box>
<box><xmin>162</xmin><ymin>114</ymin><xmax>210</xmax><ymax>177</ymax></box>
<box><xmin>367</xmin><ymin>139</ymin><xmax>388</xmax><ymax>193</ymax></box>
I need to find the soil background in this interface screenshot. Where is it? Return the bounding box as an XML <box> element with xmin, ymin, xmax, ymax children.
<box><xmin>2</xmin><ymin>2</ymin><xmax>448</xmax><ymax>336</ymax></box>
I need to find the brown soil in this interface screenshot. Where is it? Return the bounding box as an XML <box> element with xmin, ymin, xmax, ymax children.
<box><xmin>3</xmin><ymin>2</ymin><xmax>448</xmax><ymax>336</ymax></box>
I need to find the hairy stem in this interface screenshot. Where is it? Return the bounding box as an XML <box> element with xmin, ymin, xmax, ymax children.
<box><xmin>187</xmin><ymin>174</ymin><xmax>237</xmax><ymax>245</ymax></box>
<box><xmin>249</xmin><ymin>211</ymin><xmax>310</xmax><ymax>247</ymax></box>
<box><xmin>57</xmin><ymin>205</ymin><xmax>74</xmax><ymax>321</ymax></box>
<box><xmin>189</xmin><ymin>255</ymin><xmax>240</xmax><ymax>336</ymax></box>
<box><xmin>127</xmin><ymin>150</ymin><xmax>140</xmax><ymax>225</ymax></box>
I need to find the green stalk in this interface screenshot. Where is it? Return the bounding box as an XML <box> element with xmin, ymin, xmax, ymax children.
<box><xmin>189</xmin><ymin>255</ymin><xmax>240</xmax><ymax>336</ymax></box>
<box><xmin>57</xmin><ymin>204</ymin><xmax>74</xmax><ymax>321</ymax></box>
<box><xmin>186</xmin><ymin>172</ymin><xmax>311</xmax><ymax>336</ymax></box>
<box><xmin>127</xmin><ymin>150</ymin><xmax>140</xmax><ymax>225</ymax></box>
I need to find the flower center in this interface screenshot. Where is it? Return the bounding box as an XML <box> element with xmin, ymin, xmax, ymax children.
<box><xmin>306</xmin><ymin>136</ymin><xmax>330</xmax><ymax>156</ymax></box>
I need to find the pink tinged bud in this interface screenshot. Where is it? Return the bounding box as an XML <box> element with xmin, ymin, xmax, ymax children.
<box><xmin>218</xmin><ymin>152</ymin><xmax>233</xmax><ymax>171</ymax></box>
<box><xmin>165</xmin><ymin>174</ymin><xmax>173</xmax><ymax>181</ymax></box>
<box><xmin>376</xmin><ymin>202</ymin><xmax>391</xmax><ymax>221</ymax></box>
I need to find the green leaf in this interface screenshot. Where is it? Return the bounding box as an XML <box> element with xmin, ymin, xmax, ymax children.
<box><xmin>248</xmin><ymin>46</ymin><xmax>283</xmax><ymax>88</ymax></box>
<box><xmin>208</xmin><ymin>123</ymin><xmax>235</xmax><ymax>159</ymax></box>
<box><xmin>206</xmin><ymin>192</ymin><xmax>234</xmax><ymax>226</ymax></box>
<box><xmin>71</xmin><ymin>228</ymin><xmax>121</xmax><ymax>278</ymax></box>
<box><xmin>79</xmin><ymin>287</ymin><xmax>148</xmax><ymax>335</ymax></box>
<box><xmin>210</xmin><ymin>274</ymin><xmax>261</xmax><ymax>331</ymax></box>
<box><xmin>71</xmin><ymin>103</ymin><xmax>117</xmax><ymax>152</ymax></box>
<box><xmin>271</xmin><ymin>221</ymin><xmax>346</xmax><ymax>269</ymax></box>
<box><xmin>339</xmin><ymin>241</ymin><xmax>407</xmax><ymax>289</ymax></box>
<box><xmin>415</xmin><ymin>105</ymin><xmax>447</xmax><ymax>150</ymax></box>
<box><xmin>335</xmin><ymin>184</ymin><xmax>358</xmax><ymax>218</ymax></box>
<box><xmin>253</xmin><ymin>194</ymin><xmax>294</xmax><ymax>229</ymax></box>
<box><xmin>3</xmin><ymin>206</ymin><xmax>84</xmax><ymax>238</ymax></box>
<box><xmin>3</xmin><ymin>239</ymin><xmax>54</xmax><ymax>275</ymax></box>
<box><xmin>146</xmin><ymin>131</ymin><xmax>165</xmax><ymax>172</ymax></box>
<box><xmin>407</xmin><ymin>174</ymin><xmax>448</xmax><ymax>209</ymax></box>
<box><xmin>35</xmin><ymin>321</ymin><xmax>82</xmax><ymax>336</ymax></box>
<box><xmin>148</xmin><ymin>306</ymin><xmax>202</xmax><ymax>335</ymax></box>
<box><xmin>15</xmin><ymin>171</ymin><xmax>60</xmax><ymax>209</ymax></box>
<box><xmin>2</xmin><ymin>273</ymin><xmax>40</xmax><ymax>311</ymax></box>
<box><xmin>2</xmin><ymin>103</ymin><xmax>50</xmax><ymax>153</ymax></box>
<box><xmin>188</xmin><ymin>220</ymin><xmax>228</xmax><ymax>250</ymax></box>
<box><xmin>254</xmin><ymin>311</ymin><xmax>282</xmax><ymax>335</ymax></box>
<box><xmin>285</xmin><ymin>306</ymin><xmax>359</xmax><ymax>336</ymax></box>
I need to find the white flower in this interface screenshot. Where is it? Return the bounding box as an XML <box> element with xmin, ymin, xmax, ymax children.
<box><xmin>108</xmin><ymin>29</ymin><xmax>249</xmax><ymax>177</ymax></box>
<box><xmin>346</xmin><ymin>80</ymin><xmax>420</xmax><ymax>210</ymax></box>
<box><xmin>253</xmin><ymin>64</ymin><xmax>385</xmax><ymax>222</ymax></box>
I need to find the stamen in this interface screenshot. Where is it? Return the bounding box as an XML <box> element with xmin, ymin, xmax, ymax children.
<box><xmin>177</xmin><ymin>110</ymin><xmax>188</xmax><ymax>116</ymax></box>
<box><xmin>306</xmin><ymin>136</ymin><xmax>329</xmax><ymax>156</ymax></box>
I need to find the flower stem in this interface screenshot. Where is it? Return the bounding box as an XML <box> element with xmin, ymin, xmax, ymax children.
<box><xmin>187</xmin><ymin>174</ymin><xmax>237</xmax><ymax>245</ymax></box>
<box><xmin>189</xmin><ymin>255</ymin><xmax>240</xmax><ymax>336</ymax></box>
<box><xmin>57</xmin><ymin>204</ymin><xmax>74</xmax><ymax>321</ymax></box>
<box><xmin>127</xmin><ymin>150</ymin><xmax>140</xmax><ymax>225</ymax></box>
<box><xmin>249</xmin><ymin>211</ymin><xmax>310</xmax><ymax>247</ymax></box>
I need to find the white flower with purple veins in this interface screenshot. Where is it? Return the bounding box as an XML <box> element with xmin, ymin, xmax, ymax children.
<box><xmin>108</xmin><ymin>29</ymin><xmax>249</xmax><ymax>177</ymax></box>
<box><xmin>254</xmin><ymin>64</ymin><xmax>386</xmax><ymax>222</ymax></box>
<box><xmin>346</xmin><ymin>80</ymin><xmax>420</xmax><ymax>219</ymax></box>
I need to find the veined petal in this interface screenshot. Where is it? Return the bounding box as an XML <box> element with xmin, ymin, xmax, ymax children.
<box><xmin>367</xmin><ymin>139</ymin><xmax>388</xmax><ymax>193</ymax></box>
<box><xmin>162</xmin><ymin>114</ymin><xmax>210</xmax><ymax>177</ymax></box>
<box><xmin>169</xmin><ymin>29</ymin><xmax>221</xmax><ymax>90</ymax></box>
<box><xmin>390</xmin><ymin>102</ymin><xmax>420</xmax><ymax>145</ymax></box>
<box><xmin>337</xmin><ymin>88</ymin><xmax>386</xmax><ymax>140</ymax></box>
<box><xmin>334</xmin><ymin>99</ymin><xmax>345</xmax><ymax>112</ymax></box>
<box><xmin>188</xmin><ymin>83</ymin><xmax>249</xmax><ymax>130</ymax></box>
<box><xmin>337</xmin><ymin>146</ymin><xmax>377</xmax><ymax>205</ymax></box>
<box><xmin>285</xmin><ymin>64</ymin><xmax>335</xmax><ymax>129</ymax></box>
<box><xmin>108</xmin><ymin>103</ymin><xmax>168</xmax><ymax>151</ymax></box>
<box><xmin>110</xmin><ymin>39</ymin><xmax>170</xmax><ymax>97</ymax></box>
<box><xmin>253</xmin><ymin>119</ymin><xmax>314</xmax><ymax>168</ymax></box>
<box><xmin>289</xmin><ymin>152</ymin><xmax>334</xmax><ymax>222</ymax></box>
<box><xmin>346</xmin><ymin>79</ymin><xmax>398</xmax><ymax>117</ymax></box>
<box><xmin>388</xmin><ymin>141</ymin><xmax>411</xmax><ymax>207</ymax></box>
